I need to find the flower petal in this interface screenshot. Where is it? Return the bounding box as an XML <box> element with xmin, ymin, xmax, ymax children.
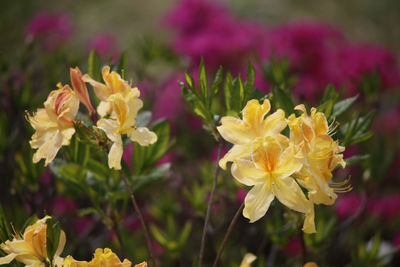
<box><xmin>219</xmin><ymin>144</ymin><xmax>251</xmax><ymax>170</ymax></box>
<box><xmin>217</xmin><ymin>117</ymin><xmax>252</xmax><ymax>145</ymax></box>
<box><xmin>108</xmin><ymin>137</ymin><xmax>123</xmax><ymax>170</ymax></box>
<box><xmin>32</xmin><ymin>130</ymin><xmax>63</xmax><ymax>166</ymax></box>
<box><xmin>0</xmin><ymin>253</ymin><xmax>17</xmax><ymax>264</ymax></box>
<box><xmin>261</xmin><ymin>109</ymin><xmax>287</xmax><ymax>136</ymax></box>
<box><xmin>82</xmin><ymin>74</ymin><xmax>110</xmax><ymax>101</ymax></box>
<box><xmin>242</xmin><ymin>99</ymin><xmax>270</xmax><ymax>131</ymax></box>
<box><xmin>129</xmin><ymin>127</ymin><xmax>157</xmax><ymax>146</ymax></box>
<box><xmin>232</xmin><ymin>159</ymin><xmax>266</xmax><ymax>186</ymax></box>
<box><xmin>243</xmin><ymin>183</ymin><xmax>275</xmax><ymax>223</ymax></box>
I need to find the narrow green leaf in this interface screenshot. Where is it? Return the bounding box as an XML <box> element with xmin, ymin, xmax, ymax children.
<box><xmin>46</xmin><ymin>218</ymin><xmax>61</xmax><ymax>264</ymax></box>
<box><xmin>224</xmin><ymin>72</ymin><xmax>233</xmax><ymax>111</ymax></box>
<box><xmin>117</xmin><ymin>51</ymin><xmax>128</xmax><ymax>79</ymax></box>
<box><xmin>272</xmin><ymin>87</ymin><xmax>295</xmax><ymax>115</ymax></box>
<box><xmin>88</xmin><ymin>50</ymin><xmax>102</xmax><ymax>82</ymax></box>
<box><xmin>211</xmin><ymin>66</ymin><xmax>223</xmax><ymax>97</ymax></box>
<box><xmin>244</xmin><ymin>61</ymin><xmax>255</xmax><ymax>102</ymax></box>
<box><xmin>345</xmin><ymin>154</ymin><xmax>370</xmax><ymax>166</ymax></box>
<box><xmin>198</xmin><ymin>58</ymin><xmax>207</xmax><ymax>102</ymax></box>
<box><xmin>332</xmin><ymin>95</ymin><xmax>359</xmax><ymax>118</ymax></box>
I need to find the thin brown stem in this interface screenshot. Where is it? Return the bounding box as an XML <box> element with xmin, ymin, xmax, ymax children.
<box><xmin>119</xmin><ymin>170</ymin><xmax>156</xmax><ymax>267</ymax></box>
<box><xmin>199</xmin><ymin>141</ymin><xmax>223</xmax><ymax>267</ymax></box>
<box><xmin>213</xmin><ymin>202</ymin><xmax>244</xmax><ymax>267</ymax></box>
<box><xmin>299</xmin><ymin>227</ymin><xmax>307</xmax><ymax>264</ymax></box>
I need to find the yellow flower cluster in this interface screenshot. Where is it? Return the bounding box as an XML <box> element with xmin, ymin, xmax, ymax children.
<box><xmin>0</xmin><ymin>216</ymin><xmax>65</xmax><ymax>266</ymax></box>
<box><xmin>27</xmin><ymin>66</ymin><xmax>157</xmax><ymax>170</ymax></box>
<box><xmin>217</xmin><ymin>99</ymin><xmax>348</xmax><ymax>233</ymax></box>
<box><xmin>62</xmin><ymin>248</ymin><xmax>146</xmax><ymax>267</ymax></box>
<box><xmin>0</xmin><ymin>216</ymin><xmax>146</xmax><ymax>267</ymax></box>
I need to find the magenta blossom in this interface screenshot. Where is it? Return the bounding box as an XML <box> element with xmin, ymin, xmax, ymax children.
<box><xmin>335</xmin><ymin>192</ymin><xmax>363</xmax><ymax>220</ymax></box>
<box><xmin>49</xmin><ymin>196</ymin><xmax>77</xmax><ymax>216</ymax></box>
<box><xmin>25</xmin><ymin>11</ymin><xmax>73</xmax><ymax>50</ymax></box>
<box><xmin>88</xmin><ymin>33</ymin><xmax>119</xmax><ymax>61</ymax></box>
<box><xmin>368</xmin><ymin>194</ymin><xmax>400</xmax><ymax>221</ymax></box>
<box><xmin>72</xmin><ymin>216</ymin><xmax>94</xmax><ymax>236</ymax></box>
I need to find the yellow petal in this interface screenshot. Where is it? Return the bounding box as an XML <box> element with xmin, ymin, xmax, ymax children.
<box><xmin>32</xmin><ymin>130</ymin><xmax>63</xmax><ymax>166</ymax></box>
<box><xmin>252</xmin><ymin>136</ymin><xmax>282</xmax><ymax>172</ymax></box>
<box><xmin>217</xmin><ymin>117</ymin><xmax>253</xmax><ymax>145</ymax></box>
<box><xmin>97</xmin><ymin>119</ymin><xmax>120</xmax><ymax>142</ymax></box>
<box><xmin>0</xmin><ymin>253</ymin><xmax>17</xmax><ymax>265</ymax></box>
<box><xmin>134</xmin><ymin>262</ymin><xmax>147</xmax><ymax>267</ymax></box>
<box><xmin>82</xmin><ymin>74</ymin><xmax>110</xmax><ymax>101</ymax></box>
<box><xmin>273</xmin><ymin>144</ymin><xmax>303</xmax><ymax>179</ymax></box>
<box><xmin>55</xmin><ymin>231</ymin><xmax>66</xmax><ymax>257</ymax></box>
<box><xmin>108</xmin><ymin>138</ymin><xmax>123</xmax><ymax>170</ymax></box>
<box><xmin>261</xmin><ymin>109</ymin><xmax>287</xmax><ymax>136</ymax></box>
<box><xmin>311</xmin><ymin>108</ymin><xmax>328</xmax><ymax>136</ymax></box>
<box><xmin>219</xmin><ymin>144</ymin><xmax>252</xmax><ymax>170</ymax></box>
<box><xmin>272</xmin><ymin>176</ymin><xmax>310</xmax><ymax>214</ymax></box>
<box><xmin>242</xmin><ymin>99</ymin><xmax>270</xmax><ymax>132</ymax></box>
<box><xmin>129</xmin><ymin>127</ymin><xmax>157</xmax><ymax>146</ymax></box>
<box><xmin>231</xmin><ymin>159</ymin><xmax>266</xmax><ymax>186</ymax></box>
<box><xmin>243</xmin><ymin>183</ymin><xmax>275</xmax><ymax>223</ymax></box>
<box><xmin>239</xmin><ymin>253</ymin><xmax>257</xmax><ymax>267</ymax></box>
<box><xmin>97</xmin><ymin>101</ymin><xmax>112</xmax><ymax>117</ymax></box>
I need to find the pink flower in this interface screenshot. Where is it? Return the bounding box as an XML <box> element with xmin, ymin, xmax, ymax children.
<box><xmin>334</xmin><ymin>44</ymin><xmax>400</xmax><ymax>96</ymax></box>
<box><xmin>236</xmin><ymin>188</ymin><xmax>247</xmax><ymax>203</ymax></box>
<box><xmin>72</xmin><ymin>216</ymin><xmax>94</xmax><ymax>236</ymax></box>
<box><xmin>335</xmin><ymin>192</ymin><xmax>363</xmax><ymax>220</ymax></box>
<box><xmin>88</xmin><ymin>33</ymin><xmax>119</xmax><ymax>61</ymax></box>
<box><xmin>393</xmin><ymin>231</ymin><xmax>400</xmax><ymax>248</ymax></box>
<box><xmin>49</xmin><ymin>196</ymin><xmax>77</xmax><ymax>216</ymax></box>
<box><xmin>25</xmin><ymin>11</ymin><xmax>73</xmax><ymax>50</ymax></box>
<box><xmin>368</xmin><ymin>195</ymin><xmax>400</xmax><ymax>220</ymax></box>
<box><xmin>283</xmin><ymin>237</ymin><xmax>302</xmax><ymax>256</ymax></box>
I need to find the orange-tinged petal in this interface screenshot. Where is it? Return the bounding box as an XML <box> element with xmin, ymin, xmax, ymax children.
<box><xmin>70</xmin><ymin>67</ymin><xmax>95</xmax><ymax>113</ymax></box>
<box><xmin>0</xmin><ymin>253</ymin><xmax>17</xmax><ymax>264</ymax></box>
<box><xmin>82</xmin><ymin>74</ymin><xmax>110</xmax><ymax>101</ymax></box>
<box><xmin>242</xmin><ymin>99</ymin><xmax>271</xmax><ymax>133</ymax></box>
<box><xmin>32</xmin><ymin>130</ymin><xmax>63</xmax><ymax>166</ymax></box>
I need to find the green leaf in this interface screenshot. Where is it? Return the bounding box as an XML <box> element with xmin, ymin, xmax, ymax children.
<box><xmin>272</xmin><ymin>87</ymin><xmax>294</xmax><ymax>115</ymax></box>
<box><xmin>0</xmin><ymin>204</ymin><xmax>13</xmax><ymax>243</ymax></box>
<box><xmin>345</xmin><ymin>154</ymin><xmax>370</xmax><ymax>166</ymax></box>
<box><xmin>211</xmin><ymin>66</ymin><xmax>223</xmax><ymax>97</ymax></box>
<box><xmin>332</xmin><ymin>95</ymin><xmax>359</xmax><ymax>118</ymax></box>
<box><xmin>86</xmin><ymin>159</ymin><xmax>110</xmax><ymax>182</ymax></box>
<box><xmin>77</xmin><ymin>207</ymin><xmax>101</xmax><ymax>217</ymax></box>
<box><xmin>198</xmin><ymin>58</ymin><xmax>207</xmax><ymax>103</ymax></box>
<box><xmin>88</xmin><ymin>50</ymin><xmax>102</xmax><ymax>82</ymax></box>
<box><xmin>136</xmin><ymin>111</ymin><xmax>152</xmax><ymax>127</ymax></box>
<box><xmin>132</xmin><ymin>163</ymin><xmax>170</xmax><ymax>193</ymax></box>
<box><xmin>224</xmin><ymin>72</ymin><xmax>233</xmax><ymax>112</ymax></box>
<box><xmin>133</xmin><ymin>120</ymin><xmax>173</xmax><ymax>175</ymax></box>
<box><xmin>117</xmin><ymin>51</ymin><xmax>128</xmax><ymax>79</ymax></box>
<box><xmin>243</xmin><ymin>61</ymin><xmax>255</xmax><ymax>104</ymax></box>
<box><xmin>181</xmin><ymin>83</ymin><xmax>210</xmax><ymax>122</ymax></box>
<box><xmin>46</xmin><ymin>218</ymin><xmax>61</xmax><ymax>265</ymax></box>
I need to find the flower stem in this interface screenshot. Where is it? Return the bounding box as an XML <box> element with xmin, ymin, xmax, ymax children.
<box><xmin>119</xmin><ymin>170</ymin><xmax>156</xmax><ymax>267</ymax></box>
<box><xmin>212</xmin><ymin>202</ymin><xmax>244</xmax><ymax>267</ymax></box>
<box><xmin>299</xmin><ymin>227</ymin><xmax>307</xmax><ymax>264</ymax></box>
<box><xmin>199</xmin><ymin>141</ymin><xmax>223</xmax><ymax>267</ymax></box>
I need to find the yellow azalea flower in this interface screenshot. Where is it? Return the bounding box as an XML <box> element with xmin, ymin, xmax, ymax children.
<box><xmin>62</xmin><ymin>248</ymin><xmax>140</xmax><ymax>267</ymax></box>
<box><xmin>70</xmin><ymin>66</ymin><xmax>95</xmax><ymax>114</ymax></box>
<box><xmin>82</xmin><ymin>65</ymin><xmax>140</xmax><ymax>117</ymax></box>
<box><xmin>231</xmin><ymin>136</ymin><xmax>316</xmax><ymax>233</ymax></box>
<box><xmin>239</xmin><ymin>253</ymin><xmax>257</xmax><ymax>267</ymax></box>
<box><xmin>27</xmin><ymin>84</ymin><xmax>79</xmax><ymax>166</ymax></box>
<box><xmin>0</xmin><ymin>216</ymin><xmax>66</xmax><ymax>266</ymax></box>
<box><xmin>217</xmin><ymin>99</ymin><xmax>287</xmax><ymax>170</ymax></box>
<box><xmin>303</xmin><ymin>262</ymin><xmax>318</xmax><ymax>267</ymax></box>
<box><xmin>288</xmin><ymin>105</ymin><xmax>348</xmax><ymax>206</ymax></box>
<box><xmin>97</xmin><ymin>91</ymin><xmax>157</xmax><ymax>169</ymax></box>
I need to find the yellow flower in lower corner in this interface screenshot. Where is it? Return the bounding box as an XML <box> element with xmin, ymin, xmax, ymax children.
<box><xmin>62</xmin><ymin>248</ymin><xmax>146</xmax><ymax>267</ymax></box>
<box><xmin>0</xmin><ymin>216</ymin><xmax>66</xmax><ymax>266</ymax></box>
<box><xmin>231</xmin><ymin>136</ymin><xmax>316</xmax><ymax>233</ymax></box>
<box><xmin>27</xmin><ymin>84</ymin><xmax>79</xmax><ymax>166</ymax></box>
<box><xmin>97</xmin><ymin>90</ymin><xmax>157</xmax><ymax>170</ymax></box>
